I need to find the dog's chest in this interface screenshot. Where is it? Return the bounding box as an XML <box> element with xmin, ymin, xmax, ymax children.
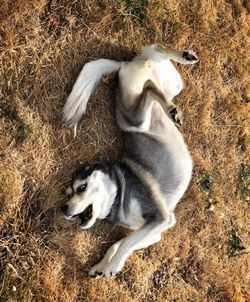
<box><xmin>118</xmin><ymin>197</ymin><xmax>145</xmax><ymax>230</ymax></box>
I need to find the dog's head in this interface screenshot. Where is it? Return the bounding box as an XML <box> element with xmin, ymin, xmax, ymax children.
<box><xmin>61</xmin><ymin>162</ymin><xmax>117</xmax><ymax>229</ymax></box>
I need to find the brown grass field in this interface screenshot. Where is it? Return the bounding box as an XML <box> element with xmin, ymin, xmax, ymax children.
<box><xmin>0</xmin><ymin>0</ymin><xmax>250</xmax><ymax>301</ymax></box>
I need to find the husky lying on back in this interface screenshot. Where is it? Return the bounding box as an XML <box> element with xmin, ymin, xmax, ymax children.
<box><xmin>61</xmin><ymin>84</ymin><xmax>193</xmax><ymax>277</ymax></box>
<box><xmin>61</xmin><ymin>45</ymin><xmax>198</xmax><ymax>276</ymax></box>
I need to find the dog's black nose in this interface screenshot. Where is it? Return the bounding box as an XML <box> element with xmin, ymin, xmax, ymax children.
<box><xmin>61</xmin><ymin>204</ymin><xmax>69</xmax><ymax>214</ymax></box>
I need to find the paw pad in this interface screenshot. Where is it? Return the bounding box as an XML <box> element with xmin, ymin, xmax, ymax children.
<box><xmin>169</xmin><ymin>107</ymin><xmax>183</xmax><ymax>126</ymax></box>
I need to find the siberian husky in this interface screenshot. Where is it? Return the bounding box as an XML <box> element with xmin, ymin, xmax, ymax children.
<box><xmin>61</xmin><ymin>45</ymin><xmax>198</xmax><ymax>276</ymax></box>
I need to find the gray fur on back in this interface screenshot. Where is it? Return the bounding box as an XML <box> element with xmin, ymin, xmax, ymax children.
<box><xmin>123</xmin><ymin>132</ymin><xmax>182</xmax><ymax>194</ymax></box>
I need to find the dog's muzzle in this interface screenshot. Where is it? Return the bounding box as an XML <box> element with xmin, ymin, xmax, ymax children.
<box><xmin>61</xmin><ymin>203</ymin><xmax>94</xmax><ymax>227</ymax></box>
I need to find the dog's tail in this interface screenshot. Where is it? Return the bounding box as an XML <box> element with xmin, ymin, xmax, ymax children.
<box><xmin>63</xmin><ymin>59</ymin><xmax>121</xmax><ymax>131</ymax></box>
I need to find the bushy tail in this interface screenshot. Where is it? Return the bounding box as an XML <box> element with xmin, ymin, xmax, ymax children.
<box><xmin>63</xmin><ymin>59</ymin><xmax>121</xmax><ymax>129</ymax></box>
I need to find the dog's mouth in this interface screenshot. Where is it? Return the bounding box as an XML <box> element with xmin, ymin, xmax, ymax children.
<box><xmin>75</xmin><ymin>204</ymin><xmax>93</xmax><ymax>227</ymax></box>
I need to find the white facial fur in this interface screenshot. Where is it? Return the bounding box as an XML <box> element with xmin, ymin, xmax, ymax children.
<box><xmin>66</xmin><ymin>170</ymin><xmax>117</xmax><ymax>229</ymax></box>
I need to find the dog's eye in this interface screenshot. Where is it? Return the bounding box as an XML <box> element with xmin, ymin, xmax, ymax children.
<box><xmin>77</xmin><ymin>184</ymin><xmax>87</xmax><ymax>193</ymax></box>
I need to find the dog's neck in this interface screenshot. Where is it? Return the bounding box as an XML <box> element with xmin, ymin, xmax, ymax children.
<box><xmin>103</xmin><ymin>165</ymin><xmax>126</xmax><ymax>222</ymax></box>
<box><xmin>97</xmin><ymin>173</ymin><xmax>118</xmax><ymax>220</ymax></box>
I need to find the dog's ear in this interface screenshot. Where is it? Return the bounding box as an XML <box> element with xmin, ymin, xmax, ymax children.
<box><xmin>72</xmin><ymin>161</ymin><xmax>111</xmax><ymax>181</ymax></box>
<box><xmin>72</xmin><ymin>163</ymin><xmax>89</xmax><ymax>180</ymax></box>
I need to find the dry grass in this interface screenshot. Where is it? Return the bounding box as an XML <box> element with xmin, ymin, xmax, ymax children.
<box><xmin>0</xmin><ymin>0</ymin><xmax>250</xmax><ymax>301</ymax></box>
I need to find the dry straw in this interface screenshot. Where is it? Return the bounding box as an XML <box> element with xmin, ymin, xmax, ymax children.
<box><xmin>0</xmin><ymin>0</ymin><xmax>249</xmax><ymax>301</ymax></box>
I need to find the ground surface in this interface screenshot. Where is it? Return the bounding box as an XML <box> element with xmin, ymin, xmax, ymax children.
<box><xmin>0</xmin><ymin>0</ymin><xmax>250</xmax><ymax>301</ymax></box>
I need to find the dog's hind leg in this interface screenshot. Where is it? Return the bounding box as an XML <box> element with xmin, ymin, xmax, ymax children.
<box><xmin>138</xmin><ymin>44</ymin><xmax>198</xmax><ymax>102</ymax></box>
<box><xmin>143</xmin><ymin>80</ymin><xmax>183</xmax><ymax>126</ymax></box>
<box><xmin>150</xmin><ymin>44</ymin><xmax>199</xmax><ymax>65</ymax></box>
<box><xmin>117</xmin><ymin>80</ymin><xmax>182</xmax><ymax>132</ymax></box>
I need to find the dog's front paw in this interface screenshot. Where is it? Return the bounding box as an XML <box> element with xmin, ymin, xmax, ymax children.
<box><xmin>169</xmin><ymin>106</ymin><xmax>183</xmax><ymax>126</ymax></box>
<box><xmin>89</xmin><ymin>262</ymin><xmax>122</xmax><ymax>277</ymax></box>
<box><xmin>182</xmin><ymin>50</ymin><xmax>199</xmax><ymax>63</ymax></box>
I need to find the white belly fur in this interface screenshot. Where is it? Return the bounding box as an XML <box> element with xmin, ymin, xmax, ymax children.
<box><xmin>119</xmin><ymin>58</ymin><xmax>183</xmax><ymax>102</ymax></box>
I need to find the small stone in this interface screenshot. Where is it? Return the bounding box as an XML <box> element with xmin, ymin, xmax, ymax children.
<box><xmin>209</xmin><ymin>204</ymin><xmax>215</xmax><ymax>211</ymax></box>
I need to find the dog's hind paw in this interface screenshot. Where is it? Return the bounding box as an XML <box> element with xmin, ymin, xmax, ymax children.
<box><xmin>182</xmin><ymin>50</ymin><xmax>199</xmax><ymax>63</ymax></box>
<box><xmin>169</xmin><ymin>106</ymin><xmax>183</xmax><ymax>126</ymax></box>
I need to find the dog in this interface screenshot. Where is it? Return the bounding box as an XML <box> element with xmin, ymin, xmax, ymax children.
<box><xmin>61</xmin><ymin>45</ymin><xmax>198</xmax><ymax>276</ymax></box>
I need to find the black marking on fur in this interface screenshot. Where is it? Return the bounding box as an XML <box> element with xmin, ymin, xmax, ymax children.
<box><xmin>142</xmin><ymin>212</ymin><xmax>158</xmax><ymax>222</ymax></box>
<box><xmin>176</xmin><ymin>117</ymin><xmax>182</xmax><ymax>125</ymax></box>
<box><xmin>104</xmin><ymin>160</ymin><xmax>164</xmax><ymax>226</ymax></box>
<box><xmin>169</xmin><ymin>107</ymin><xmax>182</xmax><ymax>126</ymax></box>
<box><xmin>120</xmin><ymin>161</ymin><xmax>164</xmax><ymax>223</ymax></box>
<box><xmin>61</xmin><ymin>204</ymin><xmax>69</xmax><ymax>214</ymax></box>
<box><xmin>73</xmin><ymin>162</ymin><xmax>112</xmax><ymax>181</ymax></box>
<box><xmin>105</xmin><ymin>166</ymin><xmax>122</xmax><ymax>222</ymax></box>
<box><xmin>183</xmin><ymin>51</ymin><xmax>197</xmax><ymax>61</ymax></box>
<box><xmin>169</xmin><ymin>107</ymin><xmax>177</xmax><ymax>115</ymax></box>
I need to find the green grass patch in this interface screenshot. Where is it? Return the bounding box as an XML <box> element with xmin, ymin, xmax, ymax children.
<box><xmin>0</xmin><ymin>104</ymin><xmax>18</xmax><ymax>121</ymax></box>
<box><xmin>0</xmin><ymin>104</ymin><xmax>32</xmax><ymax>145</ymax></box>
<box><xmin>237</xmin><ymin>135</ymin><xmax>248</xmax><ymax>152</ymax></box>
<box><xmin>0</xmin><ymin>151</ymin><xmax>7</xmax><ymax>158</ymax></box>
<box><xmin>200</xmin><ymin>172</ymin><xmax>212</xmax><ymax>193</ymax></box>
<box><xmin>119</xmin><ymin>0</ymin><xmax>148</xmax><ymax>24</ymax></box>
<box><xmin>199</xmin><ymin>172</ymin><xmax>217</xmax><ymax>209</ymax></box>
<box><xmin>241</xmin><ymin>165</ymin><xmax>250</xmax><ymax>189</ymax></box>
<box><xmin>239</xmin><ymin>165</ymin><xmax>250</xmax><ymax>200</ymax></box>
<box><xmin>207</xmin><ymin>284</ymin><xmax>220</xmax><ymax>300</ymax></box>
<box><xmin>206</xmin><ymin>283</ymin><xmax>230</xmax><ymax>301</ymax></box>
<box><xmin>15</xmin><ymin>121</ymin><xmax>33</xmax><ymax>144</ymax></box>
<box><xmin>228</xmin><ymin>229</ymin><xmax>245</xmax><ymax>256</ymax></box>
<box><xmin>240</xmin><ymin>90</ymin><xmax>249</xmax><ymax>103</ymax></box>
<box><xmin>0</xmin><ymin>267</ymin><xmax>10</xmax><ymax>302</ymax></box>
